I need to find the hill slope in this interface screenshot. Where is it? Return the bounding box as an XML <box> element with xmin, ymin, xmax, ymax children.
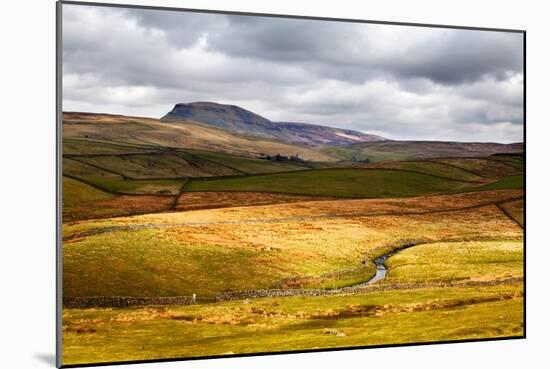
<box><xmin>325</xmin><ymin>140</ymin><xmax>524</xmax><ymax>162</ymax></box>
<box><xmin>63</xmin><ymin>112</ymin><xmax>336</xmax><ymax>162</ymax></box>
<box><xmin>161</xmin><ymin>101</ymin><xmax>385</xmax><ymax>145</ymax></box>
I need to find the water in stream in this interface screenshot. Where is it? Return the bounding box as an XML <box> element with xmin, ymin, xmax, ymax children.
<box><xmin>357</xmin><ymin>243</ymin><xmax>417</xmax><ymax>287</ymax></box>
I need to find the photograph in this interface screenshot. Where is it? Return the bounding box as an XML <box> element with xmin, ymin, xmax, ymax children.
<box><xmin>59</xmin><ymin>2</ymin><xmax>524</xmax><ymax>366</ymax></box>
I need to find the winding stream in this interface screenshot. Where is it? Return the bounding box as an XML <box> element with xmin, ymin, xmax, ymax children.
<box><xmin>358</xmin><ymin>243</ymin><xmax>417</xmax><ymax>286</ymax></box>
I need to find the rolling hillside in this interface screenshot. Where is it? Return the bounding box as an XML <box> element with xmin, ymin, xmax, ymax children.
<box><xmin>161</xmin><ymin>101</ymin><xmax>386</xmax><ymax>145</ymax></box>
<box><xmin>63</xmin><ymin>112</ymin><xmax>336</xmax><ymax>162</ymax></box>
<box><xmin>325</xmin><ymin>140</ymin><xmax>524</xmax><ymax>162</ymax></box>
<box><xmin>65</xmin><ymin>112</ymin><xmax>524</xmax><ymax>164</ymax></box>
<box><xmin>184</xmin><ymin>168</ymin><xmax>477</xmax><ymax>198</ymax></box>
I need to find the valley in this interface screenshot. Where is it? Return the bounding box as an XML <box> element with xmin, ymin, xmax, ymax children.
<box><xmin>61</xmin><ymin>110</ymin><xmax>524</xmax><ymax>366</ymax></box>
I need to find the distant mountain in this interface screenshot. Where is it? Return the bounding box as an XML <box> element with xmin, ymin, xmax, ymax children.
<box><xmin>161</xmin><ymin>102</ymin><xmax>386</xmax><ymax>146</ymax></box>
<box><xmin>326</xmin><ymin>140</ymin><xmax>524</xmax><ymax>162</ymax></box>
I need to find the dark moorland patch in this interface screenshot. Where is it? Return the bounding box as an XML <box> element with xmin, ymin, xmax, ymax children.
<box><xmin>184</xmin><ymin>168</ymin><xmax>476</xmax><ymax>198</ymax></box>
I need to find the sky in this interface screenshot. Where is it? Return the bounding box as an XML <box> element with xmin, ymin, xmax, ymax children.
<box><xmin>62</xmin><ymin>4</ymin><xmax>524</xmax><ymax>142</ymax></box>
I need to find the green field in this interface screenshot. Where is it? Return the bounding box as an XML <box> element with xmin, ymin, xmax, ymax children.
<box><xmin>385</xmin><ymin>240</ymin><xmax>523</xmax><ymax>284</ymax></box>
<box><xmin>63</xmin><ymin>228</ymin><xmax>278</xmax><ymax>297</ymax></box>
<box><xmin>63</xmin><ymin>176</ymin><xmax>115</xmax><ymax>209</ymax></box>
<box><xmin>490</xmin><ymin>155</ymin><xmax>525</xmax><ymax>170</ymax></box>
<box><xmin>63</xmin><ymin>138</ymin><xmax>160</xmax><ymax>155</ymax></box>
<box><xmin>62</xmin><ymin>283</ymin><xmax>523</xmax><ymax>365</ymax></box>
<box><xmin>183</xmin><ymin>149</ymin><xmax>311</xmax><ymax>173</ymax></box>
<box><xmin>64</xmin><ymin>157</ymin><xmax>123</xmax><ymax>180</ymax></box>
<box><xmin>475</xmin><ymin>175</ymin><xmax>524</xmax><ymax>191</ymax></box>
<box><xmin>63</xmin><ymin>223</ymin><xmax>378</xmax><ymax>297</ymax></box>
<box><xmin>74</xmin><ymin>153</ymin><xmax>240</xmax><ymax>179</ymax></box>
<box><xmin>185</xmin><ymin>169</ymin><xmax>475</xmax><ymax>198</ymax></box>
<box><xmin>64</xmin><ymin>138</ymin><xmax>320</xmax><ymax>181</ymax></box>
<box><xmin>61</xmin><ymin>155</ymin><xmax>523</xmax><ymax>222</ymax></box>
<box><xmin>62</xmin><ymin>176</ymin><xmax>176</xmax><ymax>221</ymax></box>
<box><xmin>361</xmin><ymin>160</ymin><xmax>485</xmax><ymax>182</ymax></box>
<box><xmin>77</xmin><ymin>176</ymin><xmax>183</xmax><ymax>195</ymax></box>
<box><xmin>64</xmin><ymin>158</ymin><xmax>184</xmax><ymax>195</ymax></box>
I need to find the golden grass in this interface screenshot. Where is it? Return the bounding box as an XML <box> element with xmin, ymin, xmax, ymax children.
<box><xmin>63</xmin><ymin>112</ymin><xmax>336</xmax><ymax>162</ymax></box>
<box><xmin>63</xmin><ymin>190</ymin><xmax>523</xmax><ymax>297</ymax></box>
<box><xmin>64</xmin><ymin>189</ymin><xmax>522</xmax><ymax>234</ymax></box>
<box><xmin>499</xmin><ymin>199</ymin><xmax>524</xmax><ymax>227</ymax></box>
<box><xmin>432</xmin><ymin>158</ymin><xmax>522</xmax><ymax>178</ymax></box>
<box><xmin>62</xmin><ymin>284</ymin><xmax>524</xmax><ymax>365</ymax></box>
<box><xmin>62</xmin><ymin>176</ymin><xmax>173</xmax><ymax>221</ymax></box>
<box><xmin>385</xmin><ymin>240</ymin><xmax>523</xmax><ymax>284</ymax></box>
<box><xmin>175</xmin><ymin>191</ymin><xmax>337</xmax><ymax>211</ymax></box>
<box><xmin>60</xmin><ymin>166</ymin><xmax>525</xmax><ymax>365</ymax></box>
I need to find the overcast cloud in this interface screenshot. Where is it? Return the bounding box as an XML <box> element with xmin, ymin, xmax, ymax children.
<box><xmin>62</xmin><ymin>4</ymin><xmax>524</xmax><ymax>142</ymax></box>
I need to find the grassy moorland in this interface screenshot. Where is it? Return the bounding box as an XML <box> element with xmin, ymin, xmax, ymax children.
<box><xmin>384</xmin><ymin>240</ymin><xmax>523</xmax><ymax>284</ymax></box>
<box><xmin>62</xmin><ymin>188</ymin><xmax>524</xmax><ymax>238</ymax></box>
<box><xmin>475</xmin><ymin>175</ymin><xmax>524</xmax><ymax>191</ymax></box>
<box><xmin>499</xmin><ymin>199</ymin><xmax>525</xmax><ymax>227</ymax></box>
<box><xmin>73</xmin><ymin>153</ymin><xmax>239</xmax><ymax>179</ymax></box>
<box><xmin>62</xmin><ymin>177</ymin><xmax>175</xmax><ymax>221</ymax></box>
<box><xmin>174</xmin><ymin>191</ymin><xmax>337</xmax><ymax>211</ymax></box>
<box><xmin>430</xmin><ymin>157</ymin><xmax>523</xmax><ymax>178</ymax></box>
<box><xmin>63</xmin><ymin>138</ymin><xmax>159</xmax><ymax>155</ymax></box>
<box><xmin>63</xmin><ymin>112</ymin><xmax>335</xmax><ymax>162</ymax></box>
<box><xmin>183</xmin><ymin>149</ymin><xmax>311</xmax><ymax>173</ymax></box>
<box><xmin>62</xmin><ymin>189</ymin><xmax>524</xmax><ymax>365</ymax></box>
<box><xmin>357</xmin><ymin>160</ymin><xmax>485</xmax><ymax>182</ymax></box>
<box><xmin>61</xmin><ymin>113</ymin><xmax>524</xmax><ymax>366</ymax></box>
<box><xmin>61</xmin><ymin>121</ymin><xmax>524</xmax><ymax>220</ymax></box>
<box><xmin>64</xmin><ymin>158</ymin><xmax>184</xmax><ymax>195</ymax></box>
<box><xmin>62</xmin><ymin>283</ymin><xmax>523</xmax><ymax>365</ymax></box>
<box><xmin>323</xmin><ymin>141</ymin><xmax>523</xmax><ymax>162</ymax></box>
<box><xmin>62</xmin><ymin>189</ymin><xmax>523</xmax><ymax>298</ymax></box>
<box><xmin>78</xmin><ymin>177</ymin><xmax>184</xmax><ymax>195</ymax></box>
<box><xmin>184</xmin><ymin>169</ymin><xmax>475</xmax><ymax>198</ymax></box>
<box><xmin>63</xmin><ymin>176</ymin><xmax>114</xmax><ymax>205</ymax></box>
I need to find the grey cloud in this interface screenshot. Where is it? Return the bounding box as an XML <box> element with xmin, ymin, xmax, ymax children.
<box><xmin>388</xmin><ymin>31</ymin><xmax>523</xmax><ymax>84</ymax></box>
<box><xmin>132</xmin><ymin>9</ymin><xmax>226</xmax><ymax>48</ymax></box>
<box><xmin>62</xmin><ymin>3</ymin><xmax>524</xmax><ymax>143</ymax></box>
<box><xmin>207</xmin><ymin>16</ymin><xmax>361</xmax><ymax>63</ymax></box>
<box><xmin>63</xmin><ymin>7</ymin><xmax>313</xmax><ymax>91</ymax></box>
<box><xmin>204</xmin><ymin>16</ymin><xmax>523</xmax><ymax>85</ymax></box>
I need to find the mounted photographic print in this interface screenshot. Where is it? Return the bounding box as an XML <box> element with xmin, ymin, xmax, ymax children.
<box><xmin>57</xmin><ymin>1</ymin><xmax>525</xmax><ymax>367</ymax></box>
